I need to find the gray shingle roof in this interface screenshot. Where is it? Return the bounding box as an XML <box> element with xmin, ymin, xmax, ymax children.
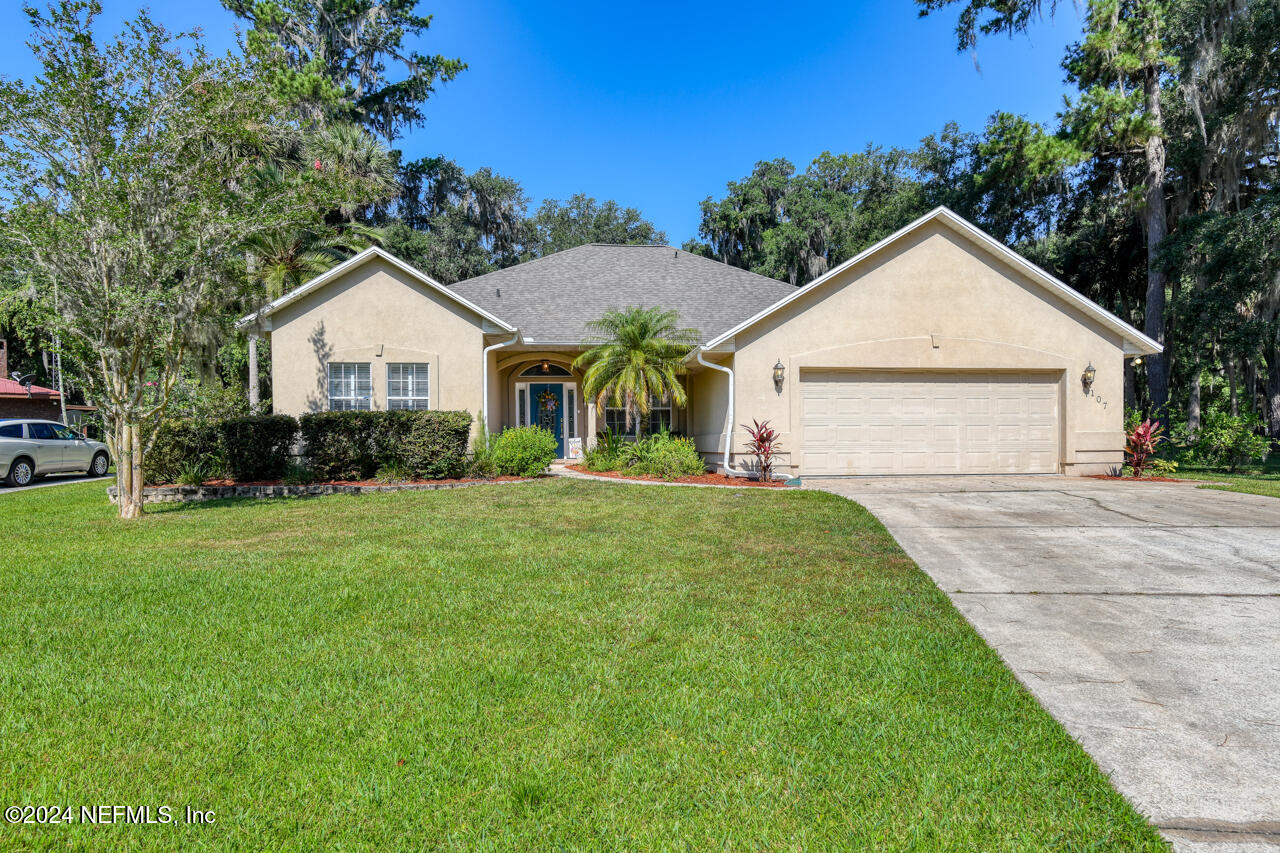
<box><xmin>448</xmin><ymin>244</ymin><xmax>796</xmax><ymax>343</ymax></box>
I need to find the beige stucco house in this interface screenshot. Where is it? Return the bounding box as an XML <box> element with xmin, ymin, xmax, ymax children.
<box><xmin>239</xmin><ymin>207</ymin><xmax>1161</xmax><ymax>477</ymax></box>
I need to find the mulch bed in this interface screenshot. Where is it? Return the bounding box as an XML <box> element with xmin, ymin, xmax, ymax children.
<box><xmin>567</xmin><ymin>464</ymin><xmax>789</xmax><ymax>487</ymax></box>
<box><xmin>155</xmin><ymin>475</ymin><xmax>530</xmax><ymax>488</ymax></box>
<box><xmin>1084</xmin><ymin>475</ymin><xmax>1187</xmax><ymax>483</ymax></box>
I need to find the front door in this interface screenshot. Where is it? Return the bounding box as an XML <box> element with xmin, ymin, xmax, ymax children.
<box><xmin>529</xmin><ymin>383</ymin><xmax>565</xmax><ymax>457</ymax></box>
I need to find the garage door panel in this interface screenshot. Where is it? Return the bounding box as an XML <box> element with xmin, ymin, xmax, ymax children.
<box><xmin>800</xmin><ymin>372</ymin><xmax>1059</xmax><ymax>475</ymax></box>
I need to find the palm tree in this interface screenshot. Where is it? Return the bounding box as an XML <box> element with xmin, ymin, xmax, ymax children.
<box><xmin>240</xmin><ymin>121</ymin><xmax>396</xmax><ymax>409</ymax></box>
<box><xmin>307</xmin><ymin>123</ymin><xmax>399</xmax><ymax>222</ymax></box>
<box><xmin>244</xmin><ymin>223</ymin><xmax>383</xmax><ymax>300</ymax></box>
<box><xmin>573</xmin><ymin>307</ymin><xmax>699</xmax><ymax>436</ymax></box>
<box><xmin>242</xmin><ymin>223</ymin><xmax>384</xmax><ymax>408</ymax></box>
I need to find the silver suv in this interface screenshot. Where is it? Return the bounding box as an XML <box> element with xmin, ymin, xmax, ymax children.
<box><xmin>0</xmin><ymin>419</ymin><xmax>111</xmax><ymax>487</ymax></box>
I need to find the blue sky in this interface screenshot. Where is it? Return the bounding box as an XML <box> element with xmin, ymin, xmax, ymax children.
<box><xmin>0</xmin><ymin>1</ymin><xmax>1084</xmax><ymax>244</ymax></box>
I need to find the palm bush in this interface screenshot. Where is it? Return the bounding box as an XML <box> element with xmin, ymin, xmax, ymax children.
<box><xmin>585</xmin><ymin>431</ymin><xmax>705</xmax><ymax>480</ymax></box>
<box><xmin>573</xmin><ymin>307</ymin><xmax>698</xmax><ymax>435</ymax></box>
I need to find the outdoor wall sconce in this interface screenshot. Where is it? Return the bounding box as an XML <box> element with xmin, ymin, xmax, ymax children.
<box><xmin>773</xmin><ymin>359</ymin><xmax>786</xmax><ymax>394</ymax></box>
<box><xmin>1081</xmin><ymin>362</ymin><xmax>1097</xmax><ymax>394</ymax></box>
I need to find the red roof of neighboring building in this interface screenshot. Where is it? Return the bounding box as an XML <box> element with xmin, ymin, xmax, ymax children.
<box><xmin>0</xmin><ymin>377</ymin><xmax>60</xmax><ymax>398</ymax></box>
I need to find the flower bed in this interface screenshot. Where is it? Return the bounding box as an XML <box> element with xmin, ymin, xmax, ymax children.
<box><xmin>567</xmin><ymin>464</ymin><xmax>793</xmax><ymax>487</ymax></box>
<box><xmin>109</xmin><ymin>476</ymin><xmax>533</xmax><ymax>505</ymax></box>
<box><xmin>1084</xmin><ymin>475</ymin><xmax>1187</xmax><ymax>483</ymax></box>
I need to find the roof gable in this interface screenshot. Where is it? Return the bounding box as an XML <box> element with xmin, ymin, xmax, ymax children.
<box><xmin>236</xmin><ymin>247</ymin><xmax>515</xmax><ymax>332</ymax></box>
<box><xmin>698</xmin><ymin>207</ymin><xmax>1162</xmax><ymax>356</ymax></box>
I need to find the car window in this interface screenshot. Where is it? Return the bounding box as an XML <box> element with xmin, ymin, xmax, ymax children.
<box><xmin>28</xmin><ymin>422</ymin><xmax>57</xmax><ymax>439</ymax></box>
<box><xmin>51</xmin><ymin>425</ymin><xmax>78</xmax><ymax>440</ymax></box>
<box><xmin>0</xmin><ymin>423</ymin><xmax>22</xmax><ymax>438</ymax></box>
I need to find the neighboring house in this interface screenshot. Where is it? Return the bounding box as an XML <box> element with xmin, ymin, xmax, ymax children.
<box><xmin>0</xmin><ymin>376</ymin><xmax>62</xmax><ymax>421</ymax></box>
<box><xmin>239</xmin><ymin>207</ymin><xmax>1161</xmax><ymax>476</ymax></box>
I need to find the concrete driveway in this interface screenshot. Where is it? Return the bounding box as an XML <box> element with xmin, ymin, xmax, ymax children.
<box><xmin>809</xmin><ymin>475</ymin><xmax>1280</xmax><ymax>852</ymax></box>
<box><xmin>0</xmin><ymin>473</ymin><xmax>110</xmax><ymax>494</ymax></box>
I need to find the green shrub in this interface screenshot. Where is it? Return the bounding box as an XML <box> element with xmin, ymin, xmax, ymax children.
<box><xmin>468</xmin><ymin>413</ymin><xmax>498</xmax><ymax>478</ymax></box>
<box><xmin>395</xmin><ymin>410</ymin><xmax>471</xmax><ymax>479</ymax></box>
<box><xmin>594</xmin><ymin>428</ymin><xmax>627</xmax><ymax>458</ymax></box>
<box><xmin>1177</xmin><ymin>409</ymin><xmax>1270</xmax><ymax>471</ymax></box>
<box><xmin>489</xmin><ymin>426</ymin><xmax>557</xmax><ymax>477</ymax></box>
<box><xmin>583</xmin><ymin>445</ymin><xmax>621</xmax><ymax>472</ymax></box>
<box><xmin>623</xmin><ymin>432</ymin><xmax>705</xmax><ymax>480</ymax></box>
<box><xmin>299</xmin><ymin>410</ymin><xmax>471</xmax><ymax>481</ymax></box>
<box><xmin>299</xmin><ymin>411</ymin><xmax>381</xmax><ymax>480</ymax></box>
<box><xmin>218</xmin><ymin>415</ymin><xmax>298</xmax><ymax>481</ymax></box>
<box><xmin>1145</xmin><ymin>457</ymin><xmax>1179</xmax><ymax>478</ymax></box>
<box><xmin>166</xmin><ymin>378</ymin><xmax>251</xmax><ymax>422</ymax></box>
<box><xmin>145</xmin><ymin>419</ymin><xmax>220</xmax><ymax>485</ymax></box>
<box><xmin>582</xmin><ymin>429</ymin><xmax>625</xmax><ymax>471</ymax></box>
<box><xmin>176</xmin><ymin>457</ymin><xmax>215</xmax><ymax>487</ymax></box>
<box><xmin>374</xmin><ymin>460</ymin><xmax>414</xmax><ymax>484</ymax></box>
<box><xmin>282</xmin><ymin>462</ymin><xmax>317</xmax><ymax>485</ymax></box>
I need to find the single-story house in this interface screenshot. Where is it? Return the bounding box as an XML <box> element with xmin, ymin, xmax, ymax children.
<box><xmin>0</xmin><ymin>376</ymin><xmax>62</xmax><ymax>421</ymax></box>
<box><xmin>238</xmin><ymin>207</ymin><xmax>1161</xmax><ymax>477</ymax></box>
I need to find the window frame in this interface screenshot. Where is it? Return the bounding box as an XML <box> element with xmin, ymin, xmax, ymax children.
<box><xmin>386</xmin><ymin>362</ymin><xmax>430</xmax><ymax>411</ymax></box>
<box><xmin>327</xmin><ymin>362</ymin><xmax>372</xmax><ymax>411</ymax></box>
<box><xmin>603</xmin><ymin>395</ymin><xmax>673</xmax><ymax>436</ymax></box>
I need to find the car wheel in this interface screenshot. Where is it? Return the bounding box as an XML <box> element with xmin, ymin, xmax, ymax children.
<box><xmin>5</xmin><ymin>457</ymin><xmax>34</xmax><ymax>487</ymax></box>
<box><xmin>90</xmin><ymin>452</ymin><xmax>110</xmax><ymax>477</ymax></box>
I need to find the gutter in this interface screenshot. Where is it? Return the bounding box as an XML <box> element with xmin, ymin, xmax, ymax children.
<box><xmin>482</xmin><ymin>331</ymin><xmax>521</xmax><ymax>434</ymax></box>
<box><xmin>694</xmin><ymin>346</ymin><xmax>755</xmax><ymax>478</ymax></box>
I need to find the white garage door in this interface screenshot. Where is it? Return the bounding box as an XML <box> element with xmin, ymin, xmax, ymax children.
<box><xmin>800</xmin><ymin>371</ymin><xmax>1059</xmax><ymax>475</ymax></box>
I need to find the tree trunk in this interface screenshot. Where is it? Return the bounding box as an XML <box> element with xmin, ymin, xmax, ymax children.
<box><xmin>1245</xmin><ymin>357</ymin><xmax>1258</xmax><ymax>417</ymax></box>
<box><xmin>1142</xmin><ymin>65</ymin><xmax>1170</xmax><ymax>414</ymax></box>
<box><xmin>115</xmin><ymin>419</ymin><xmax>145</xmax><ymax>519</ymax></box>
<box><xmin>1188</xmin><ymin>368</ymin><xmax>1201</xmax><ymax>433</ymax></box>
<box><xmin>248</xmin><ymin>331</ymin><xmax>260</xmax><ymax>412</ymax></box>
<box><xmin>1266</xmin><ymin>342</ymin><xmax>1280</xmax><ymax>439</ymax></box>
<box><xmin>1227</xmin><ymin>357</ymin><xmax>1238</xmax><ymax>417</ymax></box>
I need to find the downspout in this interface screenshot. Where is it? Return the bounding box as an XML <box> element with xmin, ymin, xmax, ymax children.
<box><xmin>482</xmin><ymin>331</ymin><xmax>520</xmax><ymax>436</ymax></box>
<box><xmin>695</xmin><ymin>346</ymin><xmax>753</xmax><ymax>477</ymax></box>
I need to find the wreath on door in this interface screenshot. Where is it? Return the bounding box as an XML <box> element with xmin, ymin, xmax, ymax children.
<box><xmin>537</xmin><ymin>389</ymin><xmax>559</xmax><ymax>415</ymax></box>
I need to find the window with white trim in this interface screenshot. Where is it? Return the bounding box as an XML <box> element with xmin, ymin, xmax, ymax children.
<box><xmin>387</xmin><ymin>363</ymin><xmax>430</xmax><ymax>410</ymax></box>
<box><xmin>327</xmin><ymin>362</ymin><xmax>371</xmax><ymax>411</ymax></box>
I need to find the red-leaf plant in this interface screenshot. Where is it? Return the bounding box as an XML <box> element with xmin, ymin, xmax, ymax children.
<box><xmin>1125</xmin><ymin>418</ymin><xmax>1166</xmax><ymax>478</ymax></box>
<box><xmin>742</xmin><ymin>419</ymin><xmax>781</xmax><ymax>481</ymax></box>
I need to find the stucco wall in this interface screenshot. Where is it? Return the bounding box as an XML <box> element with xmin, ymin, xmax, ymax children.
<box><xmin>268</xmin><ymin>257</ymin><xmax>488</xmax><ymax>427</ymax></box>
<box><xmin>688</xmin><ymin>356</ymin><xmax>730</xmax><ymax>458</ymax></box>
<box><xmin>722</xmin><ymin>222</ymin><xmax>1128</xmax><ymax>476</ymax></box>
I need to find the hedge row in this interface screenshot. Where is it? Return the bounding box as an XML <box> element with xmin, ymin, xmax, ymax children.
<box><xmin>146</xmin><ymin>415</ymin><xmax>297</xmax><ymax>484</ymax></box>
<box><xmin>147</xmin><ymin>410</ymin><xmax>472</xmax><ymax>484</ymax></box>
<box><xmin>299</xmin><ymin>410</ymin><xmax>472</xmax><ymax>480</ymax></box>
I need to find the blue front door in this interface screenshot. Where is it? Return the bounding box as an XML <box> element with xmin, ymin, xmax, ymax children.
<box><xmin>529</xmin><ymin>382</ymin><xmax>565</xmax><ymax>457</ymax></box>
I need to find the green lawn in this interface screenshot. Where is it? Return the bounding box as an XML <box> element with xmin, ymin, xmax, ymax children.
<box><xmin>0</xmin><ymin>479</ymin><xmax>1165</xmax><ymax>850</ymax></box>
<box><xmin>1175</xmin><ymin>467</ymin><xmax>1280</xmax><ymax>499</ymax></box>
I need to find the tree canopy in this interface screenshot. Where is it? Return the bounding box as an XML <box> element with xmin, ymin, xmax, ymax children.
<box><xmin>0</xmin><ymin>1</ymin><xmax>393</xmax><ymax>516</ymax></box>
<box><xmin>221</xmin><ymin>0</ymin><xmax>465</xmax><ymax>142</ymax></box>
